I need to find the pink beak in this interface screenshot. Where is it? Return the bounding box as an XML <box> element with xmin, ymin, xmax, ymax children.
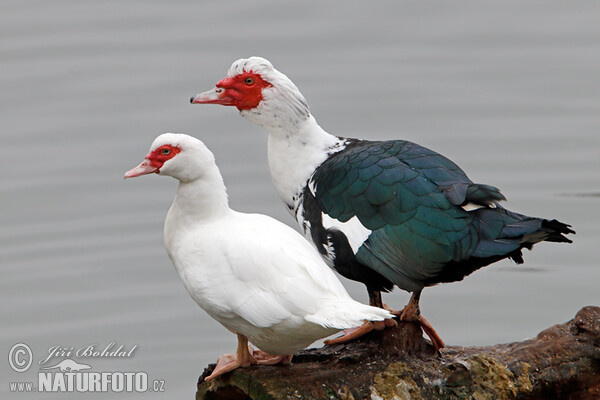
<box><xmin>190</xmin><ymin>88</ymin><xmax>236</xmax><ymax>106</ymax></box>
<box><xmin>124</xmin><ymin>159</ymin><xmax>158</xmax><ymax>179</ymax></box>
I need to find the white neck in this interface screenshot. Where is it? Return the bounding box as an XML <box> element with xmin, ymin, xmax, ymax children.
<box><xmin>165</xmin><ymin>172</ymin><xmax>230</xmax><ymax>246</ymax></box>
<box><xmin>265</xmin><ymin>114</ymin><xmax>341</xmax><ymax>210</ymax></box>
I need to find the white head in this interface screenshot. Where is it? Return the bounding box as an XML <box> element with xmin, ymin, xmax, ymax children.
<box><xmin>190</xmin><ymin>57</ymin><xmax>310</xmax><ymax>131</ymax></box>
<box><xmin>124</xmin><ymin>133</ymin><xmax>220</xmax><ymax>183</ymax></box>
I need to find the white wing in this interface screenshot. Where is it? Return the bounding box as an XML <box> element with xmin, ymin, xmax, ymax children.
<box><xmin>210</xmin><ymin>212</ymin><xmax>388</xmax><ymax>329</ymax></box>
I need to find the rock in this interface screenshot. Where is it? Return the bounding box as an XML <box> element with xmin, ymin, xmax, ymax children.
<box><xmin>196</xmin><ymin>306</ymin><xmax>600</xmax><ymax>400</ymax></box>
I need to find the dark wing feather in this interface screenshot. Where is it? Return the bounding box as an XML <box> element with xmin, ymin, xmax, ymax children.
<box><xmin>311</xmin><ymin>139</ymin><xmax>572</xmax><ymax>292</ymax></box>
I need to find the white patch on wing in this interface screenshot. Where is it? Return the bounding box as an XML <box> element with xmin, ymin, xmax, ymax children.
<box><xmin>295</xmin><ymin>201</ymin><xmax>336</xmax><ymax>267</ymax></box>
<box><xmin>308</xmin><ymin>178</ymin><xmax>317</xmax><ymax>197</ymax></box>
<box><xmin>321</xmin><ymin>214</ymin><xmax>372</xmax><ymax>254</ymax></box>
<box><xmin>321</xmin><ymin>237</ymin><xmax>336</xmax><ymax>267</ymax></box>
<box><xmin>461</xmin><ymin>202</ymin><xmax>485</xmax><ymax>211</ymax></box>
<box><xmin>461</xmin><ymin>202</ymin><xmax>497</xmax><ymax>212</ymax></box>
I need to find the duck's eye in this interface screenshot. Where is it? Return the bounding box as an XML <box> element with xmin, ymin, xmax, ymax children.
<box><xmin>215</xmin><ymin>88</ymin><xmax>223</xmax><ymax>94</ymax></box>
<box><xmin>161</xmin><ymin>148</ymin><xmax>171</xmax><ymax>155</ymax></box>
<box><xmin>244</xmin><ymin>77</ymin><xmax>254</xmax><ymax>85</ymax></box>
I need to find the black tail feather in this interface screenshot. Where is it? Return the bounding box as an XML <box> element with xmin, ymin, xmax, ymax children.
<box><xmin>508</xmin><ymin>249</ymin><xmax>524</xmax><ymax>264</ymax></box>
<box><xmin>541</xmin><ymin>219</ymin><xmax>575</xmax><ymax>244</ymax></box>
<box><xmin>425</xmin><ymin>216</ymin><xmax>574</xmax><ymax>287</ymax></box>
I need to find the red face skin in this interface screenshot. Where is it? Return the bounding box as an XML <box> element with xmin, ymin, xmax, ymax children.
<box><xmin>146</xmin><ymin>145</ymin><xmax>181</xmax><ymax>171</ymax></box>
<box><xmin>124</xmin><ymin>144</ymin><xmax>182</xmax><ymax>179</ymax></box>
<box><xmin>211</xmin><ymin>72</ymin><xmax>272</xmax><ymax>110</ymax></box>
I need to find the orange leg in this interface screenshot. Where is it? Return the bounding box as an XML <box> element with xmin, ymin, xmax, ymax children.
<box><xmin>394</xmin><ymin>290</ymin><xmax>445</xmax><ymax>352</ymax></box>
<box><xmin>205</xmin><ymin>334</ymin><xmax>257</xmax><ymax>381</ymax></box>
<box><xmin>324</xmin><ymin>318</ymin><xmax>398</xmax><ymax>346</ymax></box>
<box><xmin>251</xmin><ymin>350</ymin><xmax>293</xmax><ymax>365</ymax></box>
<box><xmin>205</xmin><ymin>334</ymin><xmax>293</xmax><ymax>381</ymax></box>
<box><xmin>325</xmin><ymin>286</ymin><xmax>399</xmax><ymax>345</ymax></box>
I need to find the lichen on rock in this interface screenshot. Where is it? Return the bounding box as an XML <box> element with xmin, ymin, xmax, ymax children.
<box><xmin>372</xmin><ymin>362</ymin><xmax>422</xmax><ymax>400</ymax></box>
<box><xmin>197</xmin><ymin>306</ymin><xmax>600</xmax><ymax>400</ymax></box>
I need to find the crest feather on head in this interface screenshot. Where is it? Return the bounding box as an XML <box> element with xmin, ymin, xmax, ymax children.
<box><xmin>228</xmin><ymin>57</ymin><xmax>274</xmax><ymax>78</ymax></box>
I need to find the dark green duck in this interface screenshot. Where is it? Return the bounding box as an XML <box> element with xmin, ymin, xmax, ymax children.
<box><xmin>191</xmin><ymin>56</ymin><xmax>575</xmax><ymax>350</ymax></box>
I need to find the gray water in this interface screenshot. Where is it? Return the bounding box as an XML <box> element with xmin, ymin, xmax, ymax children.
<box><xmin>2</xmin><ymin>1</ymin><xmax>599</xmax><ymax>398</ymax></box>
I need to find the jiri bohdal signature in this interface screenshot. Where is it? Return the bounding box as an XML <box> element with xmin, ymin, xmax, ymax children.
<box><xmin>39</xmin><ymin>342</ymin><xmax>137</xmax><ymax>365</ymax></box>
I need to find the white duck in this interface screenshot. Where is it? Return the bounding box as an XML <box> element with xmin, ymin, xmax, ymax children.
<box><xmin>124</xmin><ymin>133</ymin><xmax>392</xmax><ymax>380</ymax></box>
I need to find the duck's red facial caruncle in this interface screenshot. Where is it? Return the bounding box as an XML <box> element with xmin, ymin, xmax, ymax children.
<box><xmin>124</xmin><ymin>145</ymin><xmax>181</xmax><ymax>178</ymax></box>
<box><xmin>190</xmin><ymin>72</ymin><xmax>272</xmax><ymax>111</ymax></box>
